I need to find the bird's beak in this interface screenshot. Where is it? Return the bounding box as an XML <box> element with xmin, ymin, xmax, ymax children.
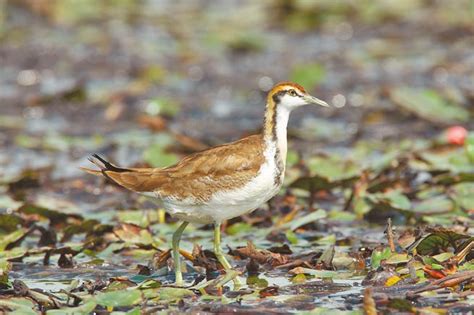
<box><xmin>303</xmin><ymin>94</ymin><xmax>330</xmax><ymax>107</ymax></box>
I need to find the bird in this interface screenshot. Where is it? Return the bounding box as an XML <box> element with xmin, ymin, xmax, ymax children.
<box><xmin>81</xmin><ymin>82</ymin><xmax>329</xmax><ymax>287</ymax></box>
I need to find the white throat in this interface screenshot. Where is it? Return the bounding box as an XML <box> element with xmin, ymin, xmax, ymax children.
<box><xmin>264</xmin><ymin>105</ymin><xmax>290</xmax><ymax>167</ymax></box>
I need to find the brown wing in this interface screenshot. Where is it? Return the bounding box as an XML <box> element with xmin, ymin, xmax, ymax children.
<box><xmin>84</xmin><ymin>134</ymin><xmax>265</xmax><ymax>202</ymax></box>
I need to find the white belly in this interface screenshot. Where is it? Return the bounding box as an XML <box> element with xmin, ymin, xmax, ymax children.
<box><xmin>163</xmin><ymin>163</ymin><xmax>282</xmax><ymax>224</ymax></box>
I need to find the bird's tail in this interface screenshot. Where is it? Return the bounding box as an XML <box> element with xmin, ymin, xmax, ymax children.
<box><xmin>80</xmin><ymin>154</ymin><xmax>131</xmax><ymax>176</ymax></box>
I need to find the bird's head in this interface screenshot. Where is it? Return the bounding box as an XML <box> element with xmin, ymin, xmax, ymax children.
<box><xmin>267</xmin><ymin>82</ymin><xmax>329</xmax><ymax>110</ymax></box>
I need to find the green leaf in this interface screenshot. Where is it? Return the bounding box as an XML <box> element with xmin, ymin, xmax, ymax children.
<box><xmin>94</xmin><ymin>289</ymin><xmax>142</xmax><ymax>308</ymax></box>
<box><xmin>390</xmin><ymin>88</ymin><xmax>470</xmax><ymax>124</ymax></box>
<box><xmin>292</xmin><ymin>268</ymin><xmax>352</xmax><ymax>279</ymax></box>
<box><xmin>290</xmin><ymin>63</ymin><xmax>326</xmax><ymax>89</ymax></box>
<box><xmin>412</xmin><ymin>195</ymin><xmax>453</xmax><ymax>214</ymax></box>
<box><xmin>414</xmin><ymin>229</ymin><xmax>471</xmax><ymax>255</ymax></box>
<box><xmin>283</xmin><ymin>209</ymin><xmax>327</xmax><ymax>231</ymax></box>
<box><xmin>291</xmin><ymin>155</ymin><xmax>360</xmax><ymax>191</ymax></box>
<box><xmin>316</xmin><ymin>234</ymin><xmax>336</xmax><ymax>245</ymax></box>
<box><xmin>466</xmin><ymin>133</ymin><xmax>474</xmax><ymax>163</ymax></box>
<box><xmin>285</xmin><ymin>229</ymin><xmax>299</xmax><ymax>244</ymax></box>
<box><xmin>452</xmin><ymin>183</ymin><xmax>474</xmax><ymax>210</ymax></box>
<box><xmin>328</xmin><ymin>210</ymin><xmax>356</xmax><ymax>222</ymax></box>
<box><xmin>0</xmin><ymin>229</ymin><xmax>27</xmax><ymax>251</ymax></box>
<box><xmin>368</xmin><ymin>190</ymin><xmax>411</xmax><ymax>212</ymax></box>
<box><xmin>47</xmin><ymin>300</ymin><xmax>97</xmax><ymax>315</ymax></box>
<box><xmin>371</xmin><ymin>247</ymin><xmax>391</xmax><ymax>269</ymax></box>
<box><xmin>247</xmin><ymin>275</ymin><xmax>269</xmax><ymax>288</ymax></box>
<box><xmin>0</xmin><ymin>298</ymin><xmax>37</xmax><ymax>315</ymax></box>
<box><xmin>226</xmin><ymin>222</ymin><xmax>252</xmax><ymax>236</ymax></box>
<box><xmin>385</xmin><ymin>253</ymin><xmax>410</xmax><ymax>265</ymax></box>
<box><xmin>0</xmin><ymin>258</ymin><xmax>11</xmax><ymax>285</ymax></box>
<box><xmin>0</xmin><ymin>214</ymin><xmax>23</xmax><ymax>233</ymax></box>
<box><xmin>143</xmin><ymin>143</ymin><xmax>178</xmax><ymax>168</ymax></box>
<box><xmin>157</xmin><ymin>287</ymin><xmax>194</xmax><ymax>300</ymax></box>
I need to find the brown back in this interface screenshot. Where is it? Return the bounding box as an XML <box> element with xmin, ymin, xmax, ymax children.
<box><xmin>105</xmin><ymin>134</ymin><xmax>266</xmax><ymax>203</ymax></box>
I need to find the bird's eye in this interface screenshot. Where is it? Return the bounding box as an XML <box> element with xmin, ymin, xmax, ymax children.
<box><xmin>289</xmin><ymin>90</ymin><xmax>297</xmax><ymax>97</ymax></box>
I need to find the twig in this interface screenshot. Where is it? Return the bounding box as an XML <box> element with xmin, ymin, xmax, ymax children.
<box><xmin>386</xmin><ymin>218</ymin><xmax>395</xmax><ymax>252</ymax></box>
<box><xmin>363</xmin><ymin>287</ymin><xmax>377</xmax><ymax>315</ymax></box>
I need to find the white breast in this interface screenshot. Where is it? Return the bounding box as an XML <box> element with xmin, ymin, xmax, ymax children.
<box><xmin>160</xmin><ymin>141</ymin><xmax>284</xmax><ymax>224</ymax></box>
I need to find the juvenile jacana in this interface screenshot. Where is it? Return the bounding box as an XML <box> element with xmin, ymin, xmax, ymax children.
<box><xmin>82</xmin><ymin>82</ymin><xmax>329</xmax><ymax>286</ymax></box>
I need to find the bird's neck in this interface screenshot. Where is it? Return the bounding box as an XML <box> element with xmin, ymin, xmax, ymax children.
<box><xmin>263</xmin><ymin>98</ymin><xmax>289</xmax><ymax>165</ymax></box>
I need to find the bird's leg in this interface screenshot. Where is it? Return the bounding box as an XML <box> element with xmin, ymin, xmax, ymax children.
<box><xmin>172</xmin><ymin>221</ymin><xmax>189</xmax><ymax>286</ymax></box>
<box><xmin>214</xmin><ymin>223</ymin><xmax>242</xmax><ymax>288</ymax></box>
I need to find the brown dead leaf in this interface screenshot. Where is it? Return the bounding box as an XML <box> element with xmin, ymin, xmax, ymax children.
<box><xmin>232</xmin><ymin>241</ymin><xmax>289</xmax><ymax>267</ymax></box>
<box><xmin>192</xmin><ymin>244</ymin><xmax>219</xmax><ymax>271</ymax></box>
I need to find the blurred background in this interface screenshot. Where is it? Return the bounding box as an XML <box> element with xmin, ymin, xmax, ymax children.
<box><xmin>0</xmin><ymin>1</ymin><xmax>473</xmax><ymax>311</ymax></box>
<box><xmin>1</xmin><ymin>0</ymin><xmax>472</xmax><ymax>180</ymax></box>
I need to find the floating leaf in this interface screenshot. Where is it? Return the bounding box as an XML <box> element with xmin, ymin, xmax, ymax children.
<box><xmin>0</xmin><ymin>298</ymin><xmax>37</xmax><ymax>315</ymax></box>
<box><xmin>291</xmin><ymin>156</ymin><xmax>359</xmax><ymax>191</ymax></box>
<box><xmin>390</xmin><ymin>88</ymin><xmax>469</xmax><ymax>124</ymax></box>
<box><xmin>412</xmin><ymin>195</ymin><xmax>453</xmax><ymax>214</ymax></box>
<box><xmin>367</xmin><ymin>190</ymin><xmax>411</xmax><ymax>212</ymax></box>
<box><xmin>94</xmin><ymin>288</ymin><xmax>142</xmax><ymax>308</ymax></box>
<box><xmin>158</xmin><ymin>287</ymin><xmax>194</xmax><ymax>300</ymax></box>
<box><xmin>0</xmin><ymin>229</ymin><xmax>27</xmax><ymax>251</ymax></box>
<box><xmin>452</xmin><ymin>183</ymin><xmax>474</xmax><ymax>210</ymax></box>
<box><xmin>284</xmin><ymin>209</ymin><xmax>327</xmax><ymax>231</ymax></box>
<box><xmin>47</xmin><ymin>300</ymin><xmax>97</xmax><ymax>315</ymax></box>
<box><xmin>414</xmin><ymin>229</ymin><xmax>472</xmax><ymax>255</ymax></box>
<box><xmin>289</xmin><ymin>267</ymin><xmax>352</xmax><ymax>279</ymax></box>
<box><xmin>0</xmin><ymin>214</ymin><xmax>23</xmax><ymax>233</ymax></box>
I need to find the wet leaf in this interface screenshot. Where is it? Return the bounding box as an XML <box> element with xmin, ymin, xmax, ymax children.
<box><xmin>114</xmin><ymin>223</ymin><xmax>155</xmax><ymax>246</ymax></box>
<box><xmin>368</xmin><ymin>190</ymin><xmax>411</xmax><ymax>212</ymax></box>
<box><xmin>94</xmin><ymin>288</ymin><xmax>142</xmax><ymax>307</ymax></box>
<box><xmin>157</xmin><ymin>287</ymin><xmax>194</xmax><ymax>300</ymax></box>
<box><xmin>414</xmin><ymin>229</ymin><xmax>472</xmax><ymax>256</ymax></box>
<box><xmin>285</xmin><ymin>209</ymin><xmax>327</xmax><ymax>231</ymax></box>
<box><xmin>0</xmin><ymin>298</ymin><xmax>37</xmax><ymax>315</ymax></box>
<box><xmin>0</xmin><ymin>214</ymin><xmax>23</xmax><ymax>233</ymax></box>
<box><xmin>291</xmin><ymin>156</ymin><xmax>359</xmax><ymax>191</ymax></box>
<box><xmin>47</xmin><ymin>300</ymin><xmax>97</xmax><ymax>315</ymax></box>
<box><xmin>452</xmin><ymin>183</ymin><xmax>474</xmax><ymax>209</ymax></box>
<box><xmin>412</xmin><ymin>195</ymin><xmax>453</xmax><ymax>214</ymax></box>
<box><xmin>0</xmin><ymin>229</ymin><xmax>27</xmax><ymax>251</ymax></box>
<box><xmin>390</xmin><ymin>88</ymin><xmax>470</xmax><ymax>124</ymax></box>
